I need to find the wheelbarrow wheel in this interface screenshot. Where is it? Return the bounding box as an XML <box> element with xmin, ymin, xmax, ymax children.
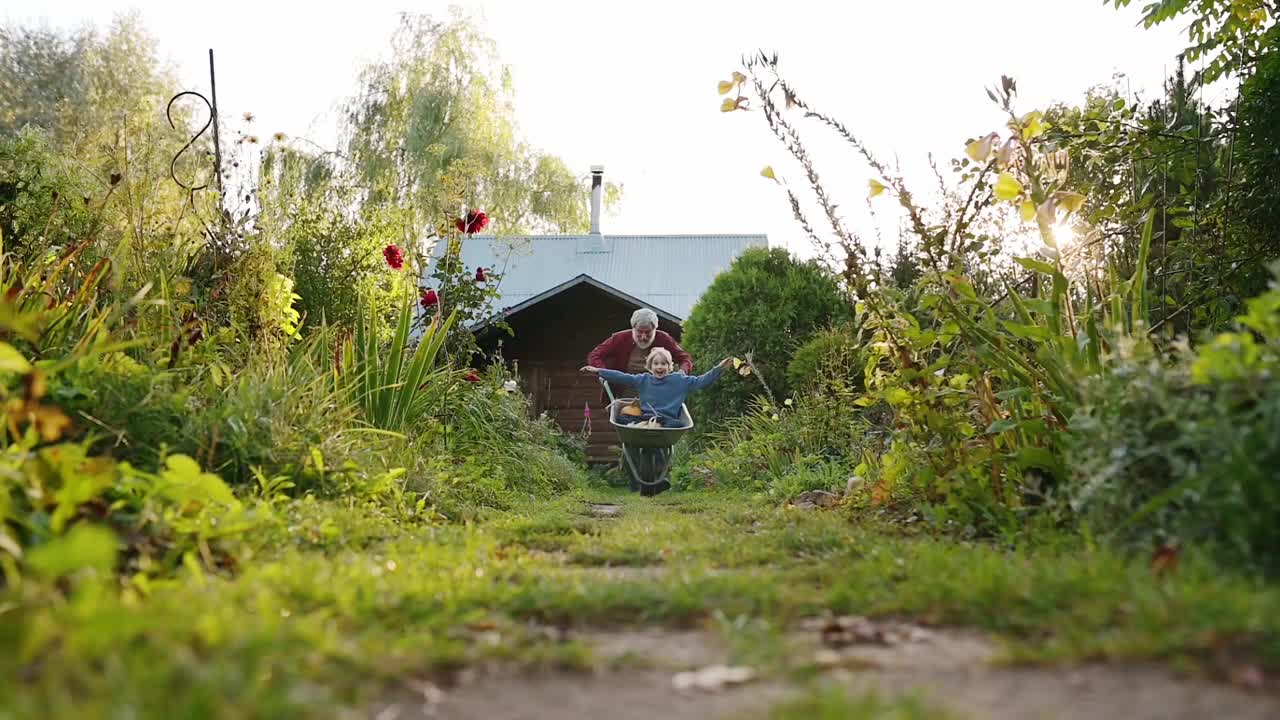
<box><xmin>638</xmin><ymin>448</ymin><xmax>671</xmax><ymax>497</ymax></box>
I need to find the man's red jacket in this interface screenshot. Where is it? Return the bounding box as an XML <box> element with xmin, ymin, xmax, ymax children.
<box><xmin>587</xmin><ymin>330</ymin><xmax>694</xmax><ymax>401</ymax></box>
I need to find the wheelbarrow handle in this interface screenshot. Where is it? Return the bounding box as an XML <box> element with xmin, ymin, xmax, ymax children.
<box><xmin>599</xmin><ymin>376</ymin><xmax>618</xmax><ymax>405</ymax></box>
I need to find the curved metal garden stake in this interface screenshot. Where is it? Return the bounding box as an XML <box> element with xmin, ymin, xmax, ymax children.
<box><xmin>165</xmin><ymin>50</ymin><xmax>223</xmax><ymax>205</ymax></box>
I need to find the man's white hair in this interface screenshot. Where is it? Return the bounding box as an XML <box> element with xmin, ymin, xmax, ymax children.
<box><xmin>630</xmin><ymin>308</ymin><xmax>659</xmax><ymax>329</ymax></box>
<box><xmin>645</xmin><ymin>347</ymin><xmax>673</xmax><ymax>370</ymax></box>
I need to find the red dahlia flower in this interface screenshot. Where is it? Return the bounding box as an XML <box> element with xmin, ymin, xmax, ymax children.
<box><xmin>455</xmin><ymin>209</ymin><xmax>489</xmax><ymax>234</ymax></box>
<box><xmin>383</xmin><ymin>244</ymin><xmax>404</xmax><ymax>269</ymax></box>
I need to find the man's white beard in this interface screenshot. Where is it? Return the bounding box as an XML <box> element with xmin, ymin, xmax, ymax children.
<box><xmin>632</xmin><ymin>329</ymin><xmax>654</xmax><ymax>349</ymax></box>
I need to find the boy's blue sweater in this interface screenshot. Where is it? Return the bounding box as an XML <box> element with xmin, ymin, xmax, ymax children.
<box><xmin>598</xmin><ymin>366</ymin><xmax>724</xmax><ymax>421</ymax></box>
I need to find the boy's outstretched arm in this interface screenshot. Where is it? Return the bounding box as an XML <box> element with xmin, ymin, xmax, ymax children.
<box><xmin>687</xmin><ymin>358</ymin><xmax>732</xmax><ymax>391</ymax></box>
<box><xmin>584</xmin><ymin>367</ymin><xmax>646</xmax><ymax>386</ymax></box>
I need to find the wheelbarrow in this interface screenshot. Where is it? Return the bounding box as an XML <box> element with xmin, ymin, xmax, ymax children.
<box><xmin>600</xmin><ymin>377</ymin><xmax>694</xmax><ymax>496</ymax></box>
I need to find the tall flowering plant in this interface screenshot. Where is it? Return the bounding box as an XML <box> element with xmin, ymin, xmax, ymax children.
<box><xmin>414</xmin><ymin>207</ymin><xmax>506</xmax><ymax>361</ymax></box>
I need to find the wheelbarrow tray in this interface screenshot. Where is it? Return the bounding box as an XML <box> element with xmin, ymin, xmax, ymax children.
<box><xmin>608</xmin><ymin>399</ymin><xmax>694</xmax><ymax>448</ymax></box>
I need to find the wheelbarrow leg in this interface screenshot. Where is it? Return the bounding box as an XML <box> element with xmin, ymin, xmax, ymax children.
<box><xmin>620</xmin><ymin>443</ymin><xmax>645</xmax><ymax>493</ymax></box>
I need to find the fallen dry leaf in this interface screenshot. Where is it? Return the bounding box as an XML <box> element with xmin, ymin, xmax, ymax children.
<box><xmin>1229</xmin><ymin>665</ymin><xmax>1265</xmax><ymax>691</ymax></box>
<box><xmin>672</xmin><ymin>664</ymin><xmax>756</xmax><ymax>693</ymax></box>
<box><xmin>820</xmin><ymin>616</ymin><xmax>887</xmax><ymax>647</ymax></box>
<box><xmin>803</xmin><ymin>615</ymin><xmax>933</xmax><ymax>649</ymax></box>
<box><xmin>1151</xmin><ymin>541</ymin><xmax>1181</xmax><ymax>576</ymax></box>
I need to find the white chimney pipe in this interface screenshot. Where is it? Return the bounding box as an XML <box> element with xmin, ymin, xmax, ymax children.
<box><xmin>589</xmin><ymin>165</ymin><xmax>604</xmax><ymax>235</ymax></box>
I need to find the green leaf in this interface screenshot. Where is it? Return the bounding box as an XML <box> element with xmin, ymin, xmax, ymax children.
<box><xmin>985</xmin><ymin>418</ymin><xmax>1019</xmax><ymax>434</ymax></box>
<box><xmin>155</xmin><ymin>455</ymin><xmax>238</xmax><ymax>510</ymax></box>
<box><xmin>1002</xmin><ymin>322</ymin><xmax>1051</xmax><ymax>340</ymax></box>
<box><xmin>1014</xmin><ymin>447</ymin><xmax>1066</xmax><ymax>482</ymax></box>
<box><xmin>945</xmin><ymin>274</ymin><xmax>978</xmax><ymax>301</ymax></box>
<box><xmin>1013</xmin><ymin>256</ymin><xmax>1056</xmax><ymax>275</ymax></box>
<box><xmin>884</xmin><ymin>387</ymin><xmax>912</xmax><ymax>406</ymax></box>
<box><xmin>27</xmin><ymin>524</ymin><xmax>117</xmax><ymax>580</ymax></box>
<box><xmin>1131</xmin><ymin>211</ymin><xmax>1154</xmax><ymax>328</ymax></box>
<box><xmin>994</xmin><ymin>386</ymin><xmax>1030</xmax><ymax>401</ymax></box>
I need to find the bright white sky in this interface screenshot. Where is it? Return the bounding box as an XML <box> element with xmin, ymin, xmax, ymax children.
<box><xmin>8</xmin><ymin>1</ymin><xmax>1200</xmax><ymax>257</ymax></box>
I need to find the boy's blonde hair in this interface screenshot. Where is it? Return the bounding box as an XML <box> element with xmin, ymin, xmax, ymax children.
<box><xmin>645</xmin><ymin>347</ymin><xmax>673</xmax><ymax>371</ymax></box>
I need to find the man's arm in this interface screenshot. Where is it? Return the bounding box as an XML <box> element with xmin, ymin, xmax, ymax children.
<box><xmin>659</xmin><ymin>332</ymin><xmax>694</xmax><ymax>374</ymax></box>
<box><xmin>587</xmin><ymin>331</ymin><xmax>622</xmax><ymax>368</ymax></box>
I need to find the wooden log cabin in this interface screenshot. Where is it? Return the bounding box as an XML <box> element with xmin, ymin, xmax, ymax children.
<box><xmin>427</xmin><ymin>167</ymin><xmax>766</xmax><ymax>463</ymax></box>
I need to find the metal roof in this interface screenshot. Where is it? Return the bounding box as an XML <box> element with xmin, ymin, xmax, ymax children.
<box><xmin>471</xmin><ymin>274</ymin><xmax>685</xmax><ymax>332</ymax></box>
<box><xmin>425</xmin><ymin>234</ymin><xmax>767</xmax><ymax>323</ymax></box>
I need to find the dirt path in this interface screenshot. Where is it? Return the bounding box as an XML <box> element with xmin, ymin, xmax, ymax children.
<box><xmin>375</xmin><ymin>624</ymin><xmax>1277</xmax><ymax>720</ymax></box>
<box><xmin>370</xmin><ymin>493</ymin><xmax>1279</xmax><ymax>719</ymax></box>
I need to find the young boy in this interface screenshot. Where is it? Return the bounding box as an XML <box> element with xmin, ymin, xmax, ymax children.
<box><xmin>581</xmin><ymin>348</ymin><xmax>732</xmax><ymax>428</ymax></box>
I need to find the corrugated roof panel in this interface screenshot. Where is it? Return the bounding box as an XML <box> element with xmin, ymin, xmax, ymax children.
<box><xmin>425</xmin><ymin>234</ymin><xmax>767</xmax><ymax>321</ymax></box>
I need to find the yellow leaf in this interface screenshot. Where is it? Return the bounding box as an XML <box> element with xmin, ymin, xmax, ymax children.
<box><xmin>996</xmin><ymin>138</ymin><xmax>1015</xmax><ymax>167</ymax></box>
<box><xmin>0</xmin><ymin>342</ymin><xmax>31</xmax><ymax>374</ymax></box>
<box><xmin>1037</xmin><ymin>199</ymin><xmax>1057</xmax><ymax>228</ymax></box>
<box><xmin>993</xmin><ymin>172</ymin><xmax>1022</xmax><ymax>201</ymax></box>
<box><xmin>720</xmin><ymin>98</ymin><xmax>741</xmax><ymax>113</ymax></box>
<box><xmin>760</xmin><ymin>166</ymin><xmax>777</xmax><ymax>181</ymax></box>
<box><xmin>868</xmin><ymin>179</ymin><xmax>887</xmax><ymax>198</ymax></box>
<box><xmin>1019</xmin><ymin>200</ymin><xmax>1036</xmax><ymax>222</ymax></box>
<box><xmin>1021</xmin><ymin>111</ymin><xmax>1047</xmax><ymax>140</ymax></box>
<box><xmin>965</xmin><ymin>133</ymin><xmax>995</xmax><ymax>163</ymax></box>
<box><xmin>731</xmin><ymin>71</ymin><xmax>746</xmax><ymax>85</ymax></box>
<box><xmin>732</xmin><ymin>357</ymin><xmax>744</xmax><ymax>369</ymax></box>
<box><xmin>717</xmin><ymin>80</ymin><xmax>734</xmax><ymax>95</ymax></box>
<box><xmin>33</xmin><ymin>405</ymin><xmax>72</xmax><ymax>442</ymax></box>
<box><xmin>1054</xmin><ymin>191</ymin><xmax>1086</xmax><ymax>214</ymax></box>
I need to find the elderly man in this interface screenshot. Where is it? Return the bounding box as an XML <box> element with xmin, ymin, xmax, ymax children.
<box><xmin>587</xmin><ymin>308</ymin><xmax>693</xmax><ymax>495</ymax></box>
<box><xmin>587</xmin><ymin>308</ymin><xmax>693</xmax><ymax>377</ymax></box>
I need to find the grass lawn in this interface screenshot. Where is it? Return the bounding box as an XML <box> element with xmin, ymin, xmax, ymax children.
<box><xmin>3</xmin><ymin>484</ymin><xmax>1277</xmax><ymax>719</ymax></box>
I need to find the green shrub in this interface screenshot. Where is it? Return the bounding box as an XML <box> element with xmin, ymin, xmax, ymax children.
<box><xmin>0</xmin><ymin>128</ymin><xmax>97</xmax><ymax>266</ymax></box>
<box><xmin>678</xmin><ymin>394</ymin><xmax>871</xmax><ymax>498</ymax></box>
<box><xmin>1064</xmin><ymin>278</ymin><xmax>1280</xmax><ymax>573</ymax></box>
<box><xmin>786</xmin><ymin>324</ymin><xmax>865</xmax><ymax>397</ymax></box>
<box><xmin>1235</xmin><ymin>32</ymin><xmax>1280</xmax><ymax>295</ymax></box>
<box><xmin>681</xmin><ymin>247</ymin><xmax>851</xmax><ymax>432</ymax></box>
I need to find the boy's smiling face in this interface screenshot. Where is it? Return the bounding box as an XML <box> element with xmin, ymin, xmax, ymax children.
<box><xmin>649</xmin><ymin>355</ymin><xmax>672</xmax><ymax>378</ymax></box>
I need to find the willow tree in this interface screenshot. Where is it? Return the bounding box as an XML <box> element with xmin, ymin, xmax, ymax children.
<box><xmin>342</xmin><ymin>12</ymin><xmax>615</xmax><ymax>246</ymax></box>
<box><xmin>0</xmin><ymin>14</ymin><xmax>210</xmax><ymax>288</ymax></box>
